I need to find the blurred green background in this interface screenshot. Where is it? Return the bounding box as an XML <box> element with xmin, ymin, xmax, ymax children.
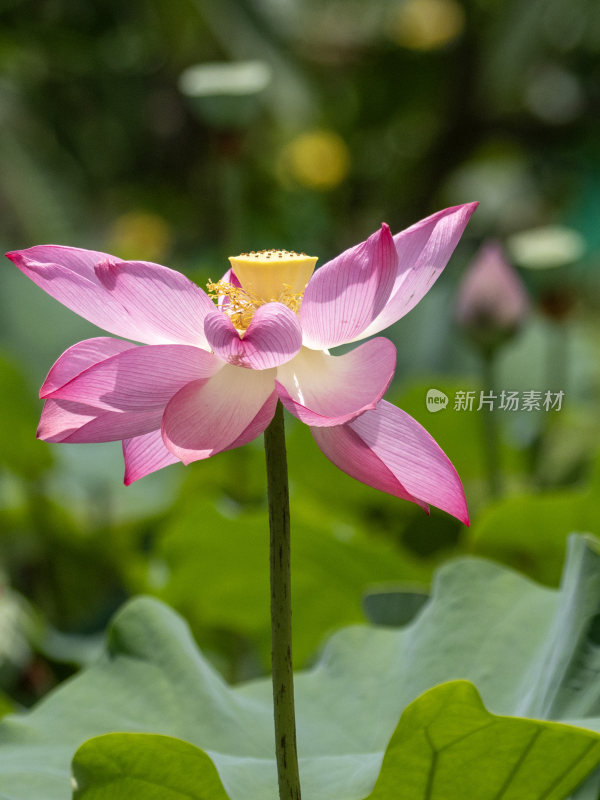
<box><xmin>0</xmin><ymin>0</ymin><xmax>599</xmax><ymax>708</ymax></box>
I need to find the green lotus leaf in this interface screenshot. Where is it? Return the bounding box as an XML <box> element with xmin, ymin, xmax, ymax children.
<box><xmin>72</xmin><ymin>733</ymin><xmax>230</xmax><ymax>800</ymax></box>
<box><xmin>1</xmin><ymin>535</ymin><xmax>600</xmax><ymax>799</ymax></box>
<box><xmin>366</xmin><ymin>681</ymin><xmax>600</xmax><ymax>800</ymax></box>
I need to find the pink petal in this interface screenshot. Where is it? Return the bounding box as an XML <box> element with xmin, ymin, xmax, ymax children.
<box><xmin>275</xmin><ymin>338</ymin><xmax>396</xmax><ymax>427</ymax></box>
<box><xmin>312</xmin><ymin>421</ymin><xmax>425</xmax><ymax>509</ymax></box>
<box><xmin>6</xmin><ymin>246</ymin><xmax>215</xmax><ymax>346</ymax></box>
<box><xmin>123</xmin><ymin>430</ymin><xmax>180</xmax><ymax>485</ymax></box>
<box><xmin>44</xmin><ymin>344</ymin><xmax>221</xmax><ymax>410</ymax></box>
<box><xmin>7</xmin><ymin>244</ymin><xmax>111</xmax><ymax>280</ymax></box>
<box><xmin>6</xmin><ymin>246</ymin><xmax>155</xmax><ymax>343</ymax></box>
<box><xmin>123</xmin><ymin>390</ymin><xmax>278</xmax><ymax>483</ymax></box>
<box><xmin>204</xmin><ymin>303</ymin><xmax>303</xmax><ymax>370</ymax></box>
<box><xmin>94</xmin><ymin>259</ymin><xmax>215</xmax><ymax>347</ymax></box>
<box><xmin>38</xmin><ymin>399</ymin><xmax>100</xmax><ymax>442</ymax></box>
<box><xmin>162</xmin><ymin>365</ymin><xmax>276</xmax><ymax>464</ymax></box>
<box><xmin>38</xmin><ymin>399</ymin><xmax>163</xmax><ymax>443</ymax></box>
<box><xmin>357</xmin><ymin>203</ymin><xmax>478</xmax><ymax>340</ymax></box>
<box><xmin>40</xmin><ymin>337</ymin><xmax>136</xmax><ymax>397</ymax></box>
<box><xmin>221</xmin><ymin>390</ymin><xmax>278</xmax><ymax>452</ymax></box>
<box><xmin>312</xmin><ymin>400</ymin><xmax>469</xmax><ymax>524</ymax></box>
<box><xmin>300</xmin><ymin>224</ymin><xmax>398</xmax><ymax>349</ymax></box>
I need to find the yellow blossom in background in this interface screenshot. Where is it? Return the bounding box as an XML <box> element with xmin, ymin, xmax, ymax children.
<box><xmin>107</xmin><ymin>211</ymin><xmax>172</xmax><ymax>263</ymax></box>
<box><xmin>388</xmin><ymin>0</ymin><xmax>465</xmax><ymax>51</ymax></box>
<box><xmin>278</xmin><ymin>130</ymin><xmax>350</xmax><ymax>191</ymax></box>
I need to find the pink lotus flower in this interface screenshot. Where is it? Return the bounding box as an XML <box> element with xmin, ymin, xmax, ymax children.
<box><xmin>6</xmin><ymin>203</ymin><xmax>477</xmax><ymax>523</ymax></box>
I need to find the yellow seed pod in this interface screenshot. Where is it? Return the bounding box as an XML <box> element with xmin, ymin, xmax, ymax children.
<box><xmin>228</xmin><ymin>250</ymin><xmax>318</xmax><ymax>301</ymax></box>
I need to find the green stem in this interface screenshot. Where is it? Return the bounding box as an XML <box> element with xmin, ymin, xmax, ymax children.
<box><xmin>264</xmin><ymin>402</ymin><xmax>301</xmax><ymax>800</ymax></box>
<box><xmin>545</xmin><ymin>319</ymin><xmax>568</xmax><ymax>396</ymax></box>
<box><xmin>531</xmin><ymin>318</ymin><xmax>568</xmax><ymax>487</ymax></box>
<box><xmin>481</xmin><ymin>350</ymin><xmax>502</xmax><ymax>500</ymax></box>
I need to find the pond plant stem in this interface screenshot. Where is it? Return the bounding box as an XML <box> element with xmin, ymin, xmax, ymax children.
<box><xmin>264</xmin><ymin>401</ymin><xmax>301</xmax><ymax>800</ymax></box>
<box><xmin>481</xmin><ymin>350</ymin><xmax>502</xmax><ymax>500</ymax></box>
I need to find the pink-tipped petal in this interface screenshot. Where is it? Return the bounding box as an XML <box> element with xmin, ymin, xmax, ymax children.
<box><xmin>94</xmin><ymin>259</ymin><xmax>215</xmax><ymax>347</ymax></box>
<box><xmin>204</xmin><ymin>303</ymin><xmax>303</xmax><ymax>370</ymax></box>
<box><xmin>357</xmin><ymin>203</ymin><xmax>478</xmax><ymax>340</ymax></box>
<box><xmin>6</xmin><ymin>246</ymin><xmax>157</xmax><ymax>343</ymax></box>
<box><xmin>275</xmin><ymin>338</ymin><xmax>396</xmax><ymax>426</ymax></box>
<box><xmin>162</xmin><ymin>364</ymin><xmax>276</xmax><ymax>464</ymax></box>
<box><xmin>6</xmin><ymin>246</ymin><xmax>215</xmax><ymax>346</ymax></box>
<box><xmin>300</xmin><ymin>224</ymin><xmax>398</xmax><ymax>349</ymax></box>
<box><xmin>44</xmin><ymin>344</ymin><xmax>221</xmax><ymax>410</ymax></box>
<box><xmin>123</xmin><ymin>430</ymin><xmax>180</xmax><ymax>485</ymax></box>
<box><xmin>40</xmin><ymin>337</ymin><xmax>136</xmax><ymax>397</ymax></box>
<box><xmin>6</xmin><ymin>244</ymin><xmax>111</xmax><ymax>280</ymax></box>
<box><xmin>38</xmin><ymin>399</ymin><xmax>163</xmax><ymax>443</ymax></box>
<box><xmin>312</xmin><ymin>400</ymin><xmax>469</xmax><ymax>524</ymax></box>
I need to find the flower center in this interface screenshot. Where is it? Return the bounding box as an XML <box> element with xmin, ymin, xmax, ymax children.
<box><xmin>207</xmin><ymin>249</ymin><xmax>317</xmax><ymax>332</ymax></box>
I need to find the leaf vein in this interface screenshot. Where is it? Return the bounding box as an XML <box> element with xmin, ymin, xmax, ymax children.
<box><xmin>424</xmin><ymin>728</ymin><xmax>437</xmax><ymax>800</ymax></box>
<box><xmin>436</xmin><ymin>721</ymin><xmax>496</xmax><ymax>754</ymax></box>
<box><xmin>536</xmin><ymin>739</ymin><xmax>600</xmax><ymax>800</ymax></box>
<box><xmin>491</xmin><ymin>727</ymin><xmax>542</xmax><ymax>800</ymax></box>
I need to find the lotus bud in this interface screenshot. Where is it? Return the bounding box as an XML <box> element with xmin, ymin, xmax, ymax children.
<box><xmin>455</xmin><ymin>241</ymin><xmax>529</xmax><ymax>353</ymax></box>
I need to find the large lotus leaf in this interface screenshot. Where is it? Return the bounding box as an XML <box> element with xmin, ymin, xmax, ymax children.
<box><xmin>71</xmin><ymin>682</ymin><xmax>600</xmax><ymax>800</ymax></box>
<box><xmin>1</xmin><ymin>535</ymin><xmax>600</xmax><ymax>799</ymax></box>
